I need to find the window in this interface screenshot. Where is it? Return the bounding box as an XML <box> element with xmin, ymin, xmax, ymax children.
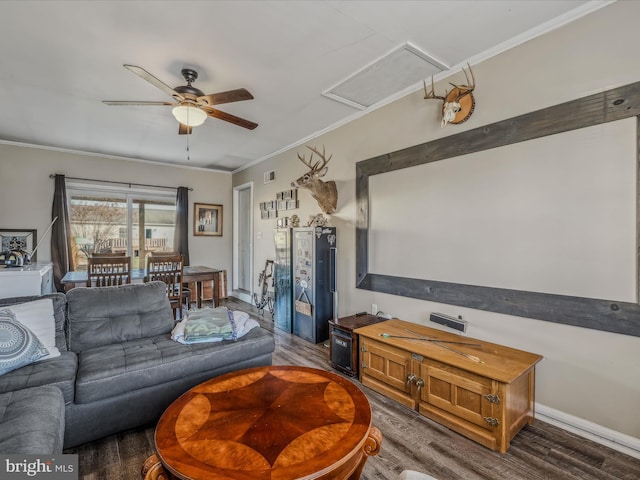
<box><xmin>67</xmin><ymin>182</ymin><xmax>176</xmax><ymax>270</ymax></box>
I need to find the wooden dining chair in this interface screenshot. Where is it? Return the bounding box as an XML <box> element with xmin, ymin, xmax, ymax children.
<box><xmin>145</xmin><ymin>253</ymin><xmax>186</xmax><ymax>320</ymax></box>
<box><xmin>86</xmin><ymin>256</ymin><xmax>132</xmax><ymax>287</ymax></box>
<box><xmin>147</xmin><ymin>252</ymin><xmax>191</xmax><ymax>312</ymax></box>
<box><xmin>91</xmin><ymin>252</ymin><xmax>126</xmax><ymax>257</ymax></box>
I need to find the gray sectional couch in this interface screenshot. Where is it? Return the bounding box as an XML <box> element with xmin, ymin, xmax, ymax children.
<box><xmin>0</xmin><ymin>281</ymin><xmax>275</xmax><ymax>452</ymax></box>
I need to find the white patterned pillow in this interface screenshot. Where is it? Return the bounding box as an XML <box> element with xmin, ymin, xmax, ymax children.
<box><xmin>5</xmin><ymin>298</ymin><xmax>60</xmax><ymax>359</ymax></box>
<box><xmin>0</xmin><ymin>310</ymin><xmax>49</xmax><ymax>376</ymax></box>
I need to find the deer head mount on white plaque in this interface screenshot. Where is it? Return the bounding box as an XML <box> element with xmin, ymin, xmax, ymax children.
<box><xmin>424</xmin><ymin>63</ymin><xmax>476</xmax><ymax>128</ymax></box>
<box><xmin>291</xmin><ymin>145</ymin><xmax>338</xmax><ymax>215</ymax></box>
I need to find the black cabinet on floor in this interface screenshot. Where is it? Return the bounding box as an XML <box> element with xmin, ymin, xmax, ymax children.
<box><xmin>329</xmin><ymin>313</ymin><xmax>386</xmax><ymax>377</ymax></box>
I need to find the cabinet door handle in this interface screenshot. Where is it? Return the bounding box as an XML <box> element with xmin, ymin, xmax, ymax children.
<box><xmin>406</xmin><ymin>374</ymin><xmax>416</xmax><ymax>385</ymax></box>
<box><xmin>483</xmin><ymin>394</ymin><xmax>501</xmax><ymax>404</ymax></box>
<box><xmin>416</xmin><ymin>378</ymin><xmax>425</xmax><ymax>395</ymax></box>
<box><xmin>483</xmin><ymin>417</ymin><xmax>500</xmax><ymax>427</ymax></box>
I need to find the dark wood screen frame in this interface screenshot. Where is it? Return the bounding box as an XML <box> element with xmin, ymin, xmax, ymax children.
<box><xmin>356</xmin><ymin>81</ymin><xmax>640</xmax><ymax>337</ymax></box>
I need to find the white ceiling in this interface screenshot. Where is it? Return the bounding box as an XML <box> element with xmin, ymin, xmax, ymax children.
<box><xmin>0</xmin><ymin>1</ymin><xmax>611</xmax><ymax>172</ymax></box>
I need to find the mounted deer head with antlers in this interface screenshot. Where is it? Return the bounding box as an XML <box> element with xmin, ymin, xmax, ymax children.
<box><xmin>424</xmin><ymin>63</ymin><xmax>476</xmax><ymax>128</ymax></box>
<box><xmin>291</xmin><ymin>145</ymin><xmax>338</xmax><ymax>215</ymax></box>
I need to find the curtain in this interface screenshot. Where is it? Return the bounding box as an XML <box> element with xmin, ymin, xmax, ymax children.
<box><xmin>51</xmin><ymin>174</ymin><xmax>73</xmax><ymax>292</ymax></box>
<box><xmin>174</xmin><ymin>186</ymin><xmax>190</xmax><ymax>265</ymax></box>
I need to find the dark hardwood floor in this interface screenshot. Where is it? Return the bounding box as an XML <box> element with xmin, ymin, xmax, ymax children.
<box><xmin>65</xmin><ymin>297</ymin><xmax>640</xmax><ymax>480</ymax></box>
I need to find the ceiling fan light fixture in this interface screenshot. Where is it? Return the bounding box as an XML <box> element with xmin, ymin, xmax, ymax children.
<box><xmin>172</xmin><ymin>104</ymin><xmax>207</xmax><ymax>127</ymax></box>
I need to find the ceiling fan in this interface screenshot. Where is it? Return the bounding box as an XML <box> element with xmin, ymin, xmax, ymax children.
<box><xmin>103</xmin><ymin>65</ymin><xmax>258</xmax><ymax>134</ymax></box>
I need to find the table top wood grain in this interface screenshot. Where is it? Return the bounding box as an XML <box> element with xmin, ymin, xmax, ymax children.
<box><xmin>151</xmin><ymin>365</ymin><xmax>381</xmax><ymax>480</ymax></box>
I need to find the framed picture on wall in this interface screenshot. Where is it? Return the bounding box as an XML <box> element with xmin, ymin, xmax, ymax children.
<box><xmin>194</xmin><ymin>203</ymin><xmax>223</xmax><ymax>237</ymax></box>
<box><xmin>0</xmin><ymin>229</ymin><xmax>37</xmax><ymax>261</ymax></box>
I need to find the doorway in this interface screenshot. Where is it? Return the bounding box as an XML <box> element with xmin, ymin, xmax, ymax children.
<box><xmin>233</xmin><ymin>182</ymin><xmax>253</xmax><ymax>303</ymax></box>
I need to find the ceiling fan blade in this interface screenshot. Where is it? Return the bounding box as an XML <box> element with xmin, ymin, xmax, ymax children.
<box><xmin>203</xmin><ymin>107</ymin><xmax>258</xmax><ymax>130</ymax></box>
<box><xmin>198</xmin><ymin>88</ymin><xmax>254</xmax><ymax>106</ymax></box>
<box><xmin>123</xmin><ymin>65</ymin><xmax>184</xmax><ymax>101</ymax></box>
<box><xmin>102</xmin><ymin>101</ymin><xmax>175</xmax><ymax>106</ymax></box>
<box><xmin>178</xmin><ymin>123</ymin><xmax>193</xmax><ymax>135</ymax></box>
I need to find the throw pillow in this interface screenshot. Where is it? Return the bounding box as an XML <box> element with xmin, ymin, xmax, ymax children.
<box><xmin>5</xmin><ymin>298</ymin><xmax>60</xmax><ymax>359</ymax></box>
<box><xmin>0</xmin><ymin>310</ymin><xmax>49</xmax><ymax>376</ymax></box>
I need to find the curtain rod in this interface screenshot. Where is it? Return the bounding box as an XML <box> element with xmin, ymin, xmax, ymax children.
<box><xmin>49</xmin><ymin>174</ymin><xmax>193</xmax><ymax>191</ymax></box>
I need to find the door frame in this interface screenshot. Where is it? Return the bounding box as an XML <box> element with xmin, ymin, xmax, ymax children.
<box><xmin>232</xmin><ymin>181</ymin><xmax>253</xmax><ymax>303</ymax></box>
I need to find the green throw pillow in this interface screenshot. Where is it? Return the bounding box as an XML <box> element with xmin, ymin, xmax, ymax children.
<box><xmin>0</xmin><ymin>309</ymin><xmax>50</xmax><ymax>376</ymax></box>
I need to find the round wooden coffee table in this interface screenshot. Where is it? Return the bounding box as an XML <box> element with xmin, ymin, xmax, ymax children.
<box><xmin>142</xmin><ymin>365</ymin><xmax>382</xmax><ymax>480</ymax></box>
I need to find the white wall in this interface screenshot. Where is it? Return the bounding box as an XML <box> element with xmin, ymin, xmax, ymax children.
<box><xmin>233</xmin><ymin>1</ymin><xmax>640</xmax><ymax>439</ymax></box>
<box><xmin>369</xmin><ymin>118</ymin><xmax>637</xmax><ymax>301</ymax></box>
<box><xmin>0</xmin><ymin>143</ymin><xmax>233</xmax><ymax>273</ymax></box>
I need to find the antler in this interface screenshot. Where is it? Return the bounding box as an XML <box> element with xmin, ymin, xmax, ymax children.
<box><xmin>424</xmin><ymin>63</ymin><xmax>476</xmax><ymax>102</ymax></box>
<box><xmin>448</xmin><ymin>63</ymin><xmax>475</xmax><ymax>97</ymax></box>
<box><xmin>423</xmin><ymin>76</ymin><xmax>447</xmax><ymax>102</ymax></box>
<box><xmin>297</xmin><ymin>145</ymin><xmax>333</xmax><ymax>172</ymax></box>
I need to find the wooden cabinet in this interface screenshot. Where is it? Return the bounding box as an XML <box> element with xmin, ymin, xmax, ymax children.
<box><xmin>356</xmin><ymin>319</ymin><xmax>542</xmax><ymax>453</ymax></box>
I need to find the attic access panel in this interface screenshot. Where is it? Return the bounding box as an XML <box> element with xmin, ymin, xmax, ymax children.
<box><xmin>356</xmin><ymin>80</ymin><xmax>640</xmax><ymax>337</ymax></box>
<box><xmin>323</xmin><ymin>42</ymin><xmax>447</xmax><ymax>110</ymax></box>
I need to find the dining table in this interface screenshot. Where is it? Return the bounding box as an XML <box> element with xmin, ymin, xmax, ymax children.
<box><xmin>60</xmin><ymin>265</ymin><xmax>222</xmax><ymax>308</ymax></box>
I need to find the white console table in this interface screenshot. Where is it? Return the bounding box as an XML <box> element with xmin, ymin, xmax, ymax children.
<box><xmin>0</xmin><ymin>262</ymin><xmax>54</xmax><ymax>299</ymax></box>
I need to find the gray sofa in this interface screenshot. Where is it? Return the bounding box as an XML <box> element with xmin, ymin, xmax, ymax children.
<box><xmin>0</xmin><ymin>281</ymin><xmax>275</xmax><ymax>451</ymax></box>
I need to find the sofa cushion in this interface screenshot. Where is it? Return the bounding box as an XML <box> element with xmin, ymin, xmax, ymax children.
<box><xmin>0</xmin><ymin>351</ymin><xmax>77</xmax><ymax>404</ymax></box>
<box><xmin>75</xmin><ymin>327</ymin><xmax>275</xmax><ymax>404</ymax></box>
<box><xmin>0</xmin><ymin>386</ymin><xmax>65</xmax><ymax>454</ymax></box>
<box><xmin>0</xmin><ymin>293</ymin><xmax>67</xmax><ymax>352</ymax></box>
<box><xmin>67</xmin><ymin>281</ymin><xmax>174</xmax><ymax>352</ymax></box>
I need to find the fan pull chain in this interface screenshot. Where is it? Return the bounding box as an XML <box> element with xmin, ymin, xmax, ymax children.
<box><xmin>186</xmin><ymin>129</ymin><xmax>190</xmax><ymax>161</ymax></box>
<box><xmin>186</xmin><ymin>108</ymin><xmax>191</xmax><ymax>161</ymax></box>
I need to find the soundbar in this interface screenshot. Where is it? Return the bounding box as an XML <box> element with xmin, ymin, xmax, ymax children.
<box><xmin>429</xmin><ymin>312</ymin><xmax>468</xmax><ymax>333</ymax></box>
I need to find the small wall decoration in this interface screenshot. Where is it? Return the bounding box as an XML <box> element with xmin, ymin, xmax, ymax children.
<box><xmin>259</xmin><ymin>200</ymin><xmax>277</xmax><ymax>220</ymax></box>
<box><xmin>276</xmin><ymin>217</ymin><xmax>289</xmax><ymax>228</ymax></box>
<box><xmin>0</xmin><ymin>229</ymin><xmax>37</xmax><ymax>261</ymax></box>
<box><xmin>276</xmin><ymin>189</ymin><xmax>299</xmax><ymax>211</ymax></box>
<box><xmin>306</xmin><ymin>214</ymin><xmax>327</xmax><ymax>227</ymax></box>
<box><xmin>194</xmin><ymin>203</ymin><xmax>223</xmax><ymax>236</ymax></box>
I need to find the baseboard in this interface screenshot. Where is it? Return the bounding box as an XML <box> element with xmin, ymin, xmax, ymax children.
<box><xmin>231</xmin><ymin>290</ymin><xmax>252</xmax><ymax>304</ymax></box>
<box><xmin>536</xmin><ymin>403</ymin><xmax>640</xmax><ymax>459</ymax></box>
